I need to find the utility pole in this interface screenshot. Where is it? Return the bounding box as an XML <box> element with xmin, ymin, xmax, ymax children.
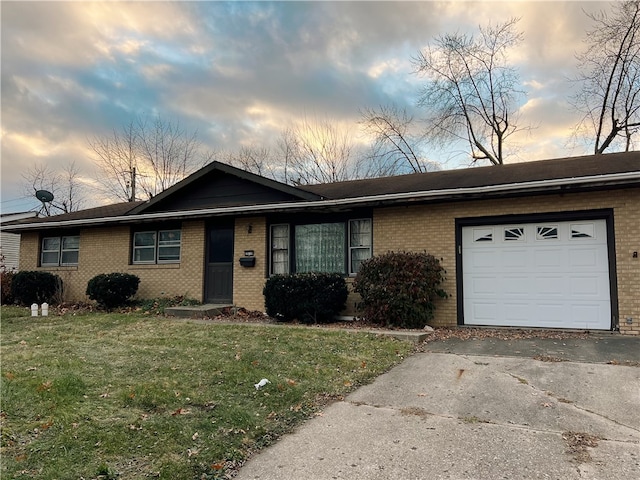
<box><xmin>129</xmin><ymin>167</ymin><xmax>136</xmax><ymax>202</ymax></box>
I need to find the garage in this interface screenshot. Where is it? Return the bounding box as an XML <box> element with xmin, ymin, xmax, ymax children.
<box><xmin>461</xmin><ymin>218</ymin><xmax>612</xmax><ymax>329</ymax></box>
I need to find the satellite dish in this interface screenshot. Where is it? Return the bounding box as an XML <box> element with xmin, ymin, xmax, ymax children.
<box><xmin>36</xmin><ymin>190</ymin><xmax>54</xmax><ymax>203</ymax></box>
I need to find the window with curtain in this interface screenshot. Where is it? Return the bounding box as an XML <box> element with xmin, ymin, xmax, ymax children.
<box><xmin>269</xmin><ymin>218</ymin><xmax>372</xmax><ymax>275</ymax></box>
<box><xmin>295</xmin><ymin>223</ymin><xmax>346</xmax><ymax>273</ymax></box>
<box><xmin>349</xmin><ymin>219</ymin><xmax>372</xmax><ymax>274</ymax></box>
<box><xmin>270</xmin><ymin>224</ymin><xmax>289</xmax><ymax>274</ymax></box>
<box><xmin>41</xmin><ymin>235</ymin><xmax>80</xmax><ymax>266</ymax></box>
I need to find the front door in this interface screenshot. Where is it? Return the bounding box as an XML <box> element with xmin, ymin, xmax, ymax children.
<box><xmin>205</xmin><ymin>223</ymin><xmax>234</xmax><ymax>303</ymax></box>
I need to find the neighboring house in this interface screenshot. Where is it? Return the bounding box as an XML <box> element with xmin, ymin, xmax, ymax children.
<box><xmin>3</xmin><ymin>152</ymin><xmax>639</xmax><ymax>334</ymax></box>
<box><xmin>0</xmin><ymin>211</ymin><xmax>38</xmax><ymax>271</ymax></box>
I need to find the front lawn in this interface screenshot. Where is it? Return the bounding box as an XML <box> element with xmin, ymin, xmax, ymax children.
<box><xmin>0</xmin><ymin>307</ymin><xmax>413</xmax><ymax>479</ymax></box>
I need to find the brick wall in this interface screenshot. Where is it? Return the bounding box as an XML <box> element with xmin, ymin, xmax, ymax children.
<box><xmin>17</xmin><ymin>187</ymin><xmax>638</xmax><ymax>333</ymax></box>
<box><xmin>232</xmin><ymin>217</ymin><xmax>267</xmax><ymax>312</ymax></box>
<box><xmin>19</xmin><ymin>221</ymin><xmax>206</xmax><ymax>303</ymax></box>
<box><xmin>373</xmin><ymin>187</ymin><xmax>639</xmax><ymax>334</ymax></box>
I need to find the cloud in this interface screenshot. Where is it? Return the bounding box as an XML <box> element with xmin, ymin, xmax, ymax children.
<box><xmin>0</xmin><ymin>1</ymin><xmax>622</xmax><ymax>213</ymax></box>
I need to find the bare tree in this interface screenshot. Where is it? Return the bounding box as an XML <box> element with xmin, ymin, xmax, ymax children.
<box><xmin>572</xmin><ymin>0</ymin><xmax>640</xmax><ymax>154</ymax></box>
<box><xmin>413</xmin><ymin>18</ymin><xmax>526</xmax><ymax>165</ymax></box>
<box><xmin>360</xmin><ymin>104</ymin><xmax>433</xmax><ymax>174</ymax></box>
<box><xmin>89</xmin><ymin>115</ymin><xmax>215</xmax><ymax>202</ymax></box>
<box><xmin>223</xmin><ymin>145</ymin><xmax>281</xmax><ymax>180</ymax></box>
<box><xmin>22</xmin><ymin>161</ymin><xmax>86</xmax><ymax>215</ymax></box>
<box><xmin>88</xmin><ymin>120</ymin><xmax>137</xmax><ymax>202</ymax></box>
<box><xmin>280</xmin><ymin>117</ymin><xmax>356</xmax><ymax>184</ymax></box>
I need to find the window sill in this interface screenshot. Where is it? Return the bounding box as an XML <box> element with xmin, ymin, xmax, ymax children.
<box><xmin>129</xmin><ymin>263</ymin><xmax>180</xmax><ymax>270</ymax></box>
<box><xmin>39</xmin><ymin>265</ymin><xmax>78</xmax><ymax>271</ymax></box>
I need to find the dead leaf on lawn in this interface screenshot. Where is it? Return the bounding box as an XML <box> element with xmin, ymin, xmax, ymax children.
<box><xmin>37</xmin><ymin>381</ymin><xmax>52</xmax><ymax>392</ymax></box>
<box><xmin>187</xmin><ymin>448</ymin><xmax>199</xmax><ymax>457</ymax></box>
<box><xmin>171</xmin><ymin>408</ymin><xmax>191</xmax><ymax>416</ymax></box>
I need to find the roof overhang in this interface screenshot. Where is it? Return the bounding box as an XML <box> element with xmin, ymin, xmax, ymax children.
<box><xmin>3</xmin><ymin>170</ymin><xmax>639</xmax><ymax>233</ymax></box>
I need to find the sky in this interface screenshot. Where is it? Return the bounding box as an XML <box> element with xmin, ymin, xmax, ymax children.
<box><xmin>0</xmin><ymin>0</ymin><xmax>615</xmax><ymax>214</ymax></box>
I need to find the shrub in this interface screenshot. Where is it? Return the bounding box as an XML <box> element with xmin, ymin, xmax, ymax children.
<box><xmin>1</xmin><ymin>271</ymin><xmax>15</xmax><ymax>305</ymax></box>
<box><xmin>263</xmin><ymin>272</ymin><xmax>348</xmax><ymax>323</ymax></box>
<box><xmin>353</xmin><ymin>251</ymin><xmax>447</xmax><ymax>329</ymax></box>
<box><xmin>86</xmin><ymin>273</ymin><xmax>140</xmax><ymax>309</ymax></box>
<box><xmin>11</xmin><ymin>271</ymin><xmax>63</xmax><ymax>306</ymax></box>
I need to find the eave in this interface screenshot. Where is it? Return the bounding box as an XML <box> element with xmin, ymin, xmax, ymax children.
<box><xmin>3</xmin><ymin>171</ymin><xmax>638</xmax><ymax>233</ymax></box>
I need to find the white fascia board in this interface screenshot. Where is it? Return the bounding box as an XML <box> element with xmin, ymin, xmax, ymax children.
<box><xmin>4</xmin><ymin>171</ymin><xmax>639</xmax><ymax>232</ymax></box>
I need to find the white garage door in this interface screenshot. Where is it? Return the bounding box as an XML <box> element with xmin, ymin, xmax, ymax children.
<box><xmin>462</xmin><ymin>219</ymin><xmax>611</xmax><ymax>329</ymax></box>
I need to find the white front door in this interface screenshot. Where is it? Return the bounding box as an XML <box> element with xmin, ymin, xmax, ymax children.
<box><xmin>462</xmin><ymin>219</ymin><xmax>611</xmax><ymax>329</ymax></box>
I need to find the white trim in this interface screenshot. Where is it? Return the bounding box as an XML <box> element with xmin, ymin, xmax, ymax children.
<box><xmin>5</xmin><ymin>171</ymin><xmax>640</xmax><ymax>232</ymax></box>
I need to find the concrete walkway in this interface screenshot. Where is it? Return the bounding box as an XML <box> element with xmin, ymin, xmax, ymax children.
<box><xmin>235</xmin><ymin>335</ymin><xmax>640</xmax><ymax>480</ymax></box>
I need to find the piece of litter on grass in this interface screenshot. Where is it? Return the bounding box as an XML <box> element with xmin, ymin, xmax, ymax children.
<box><xmin>254</xmin><ymin>378</ymin><xmax>270</xmax><ymax>390</ymax></box>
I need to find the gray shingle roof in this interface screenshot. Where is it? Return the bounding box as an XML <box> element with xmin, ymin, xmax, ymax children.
<box><xmin>299</xmin><ymin>152</ymin><xmax>640</xmax><ymax>199</ymax></box>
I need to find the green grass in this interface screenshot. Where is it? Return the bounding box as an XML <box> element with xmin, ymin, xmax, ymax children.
<box><xmin>0</xmin><ymin>308</ymin><xmax>413</xmax><ymax>479</ymax></box>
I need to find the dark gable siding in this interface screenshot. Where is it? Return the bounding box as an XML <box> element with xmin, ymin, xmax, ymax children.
<box><xmin>142</xmin><ymin>172</ymin><xmax>305</xmax><ymax>213</ymax></box>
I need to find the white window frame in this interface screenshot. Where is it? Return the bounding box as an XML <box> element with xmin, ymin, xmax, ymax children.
<box><xmin>41</xmin><ymin>235</ymin><xmax>80</xmax><ymax>266</ymax></box>
<box><xmin>158</xmin><ymin>230</ymin><xmax>182</xmax><ymax>263</ymax></box>
<box><xmin>348</xmin><ymin>218</ymin><xmax>372</xmax><ymax>275</ymax></box>
<box><xmin>269</xmin><ymin>218</ymin><xmax>372</xmax><ymax>276</ymax></box>
<box><xmin>133</xmin><ymin>229</ymin><xmax>181</xmax><ymax>264</ymax></box>
<box><xmin>270</xmin><ymin>224</ymin><xmax>290</xmax><ymax>275</ymax></box>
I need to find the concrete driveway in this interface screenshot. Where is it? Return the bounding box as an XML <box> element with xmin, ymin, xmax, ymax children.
<box><xmin>235</xmin><ymin>334</ymin><xmax>640</xmax><ymax>480</ymax></box>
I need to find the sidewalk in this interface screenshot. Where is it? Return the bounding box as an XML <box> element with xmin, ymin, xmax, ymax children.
<box><xmin>235</xmin><ymin>335</ymin><xmax>640</xmax><ymax>480</ymax></box>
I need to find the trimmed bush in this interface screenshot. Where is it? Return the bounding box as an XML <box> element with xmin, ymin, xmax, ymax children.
<box><xmin>353</xmin><ymin>251</ymin><xmax>447</xmax><ymax>329</ymax></box>
<box><xmin>263</xmin><ymin>272</ymin><xmax>348</xmax><ymax>323</ymax></box>
<box><xmin>11</xmin><ymin>271</ymin><xmax>63</xmax><ymax>306</ymax></box>
<box><xmin>1</xmin><ymin>271</ymin><xmax>15</xmax><ymax>305</ymax></box>
<box><xmin>86</xmin><ymin>273</ymin><xmax>140</xmax><ymax>309</ymax></box>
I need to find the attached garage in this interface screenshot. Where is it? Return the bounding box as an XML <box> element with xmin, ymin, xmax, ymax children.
<box><xmin>460</xmin><ymin>214</ymin><xmax>613</xmax><ymax>330</ymax></box>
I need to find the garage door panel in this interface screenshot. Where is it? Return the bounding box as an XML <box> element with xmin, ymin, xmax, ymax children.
<box><xmin>462</xmin><ymin>219</ymin><xmax>611</xmax><ymax>330</ymax></box>
<box><xmin>501</xmin><ymin>250</ymin><xmax>529</xmax><ymax>268</ymax></box>
<box><xmin>503</xmin><ymin>303</ymin><xmax>532</xmax><ymax>322</ymax></box>
<box><xmin>467</xmin><ymin>276</ymin><xmax>498</xmax><ymax>295</ymax></box>
<box><xmin>471</xmin><ymin>302</ymin><xmax>498</xmax><ymax>321</ymax></box>
<box><xmin>533</xmin><ymin>275</ymin><xmax>565</xmax><ymax>296</ymax></box>
<box><xmin>534</xmin><ymin>248</ymin><xmax>565</xmax><ymax>268</ymax></box>
<box><xmin>569</xmin><ymin>248</ymin><xmax>600</xmax><ymax>268</ymax></box>
<box><xmin>468</xmin><ymin>250</ymin><xmax>497</xmax><ymax>268</ymax></box>
<box><xmin>502</xmin><ymin>276</ymin><xmax>530</xmax><ymax>295</ymax></box>
<box><xmin>571</xmin><ymin>304</ymin><xmax>609</xmax><ymax>328</ymax></box>
<box><xmin>570</xmin><ymin>275</ymin><xmax>602</xmax><ymax>296</ymax></box>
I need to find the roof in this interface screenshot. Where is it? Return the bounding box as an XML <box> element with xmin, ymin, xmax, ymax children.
<box><xmin>300</xmin><ymin>151</ymin><xmax>640</xmax><ymax>199</ymax></box>
<box><xmin>2</xmin><ymin>152</ymin><xmax>638</xmax><ymax>233</ymax></box>
<box><xmin>128</xmin><ymin>161</ymin><xmax>321</xmax><ymax>214</ymax></box>
<box><xmin>3</xmin><ymin>201</ymin><xmax>144</xmax><ymax>228</ymax></box>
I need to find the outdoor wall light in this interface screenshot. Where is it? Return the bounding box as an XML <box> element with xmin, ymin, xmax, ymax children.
<box><xmin>247</xmin><ymin>224</ymin><xmax>253</xmax><ymax>234</ymax></box>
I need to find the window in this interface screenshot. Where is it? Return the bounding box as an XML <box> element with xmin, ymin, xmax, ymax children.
<box><xmin>571</xmin><ymin>223</ymin><xmax>595</xmax><ymax>239</ymax></box>
<box><xmin>349</xmin><ymin>219</ymin><xmax>372</xmax><ymax>274</ymax></box>
<box><xmin>296</xmin><ymin>223</ymin><xmax>346</xmax><ymax>273</ymax></box>
<box><xmin>270</xmin><ymin>218</ymin><xmax>372</xmax><ymax>275</ymax></box>
<box><xmin>270</xmin><ymin>224</ymin><xmax>289</xmax><ymax>274</ymax></box>
<box><xmin>536</xmin><ymin>225</ymin><xmax>558</xmax><ymax>240</ymax></box>
<box><xmin>473</xmin><ymin>228</ymin><xmax>493</xmax><ymax>242</ymax></box>
<box><xmin>504</xmin><ymin>227</ymin><xmax>525</xmax><ymax>241</ymax></box>
<box><xmin>41</xmin><ymin>235</ymin><xmax>79</xmax><ymax>266</ymax></box>
<box><xmin>133</xmin><ymin>229</ymin><xmax>181</xmax><ymax>264</ymax></box>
